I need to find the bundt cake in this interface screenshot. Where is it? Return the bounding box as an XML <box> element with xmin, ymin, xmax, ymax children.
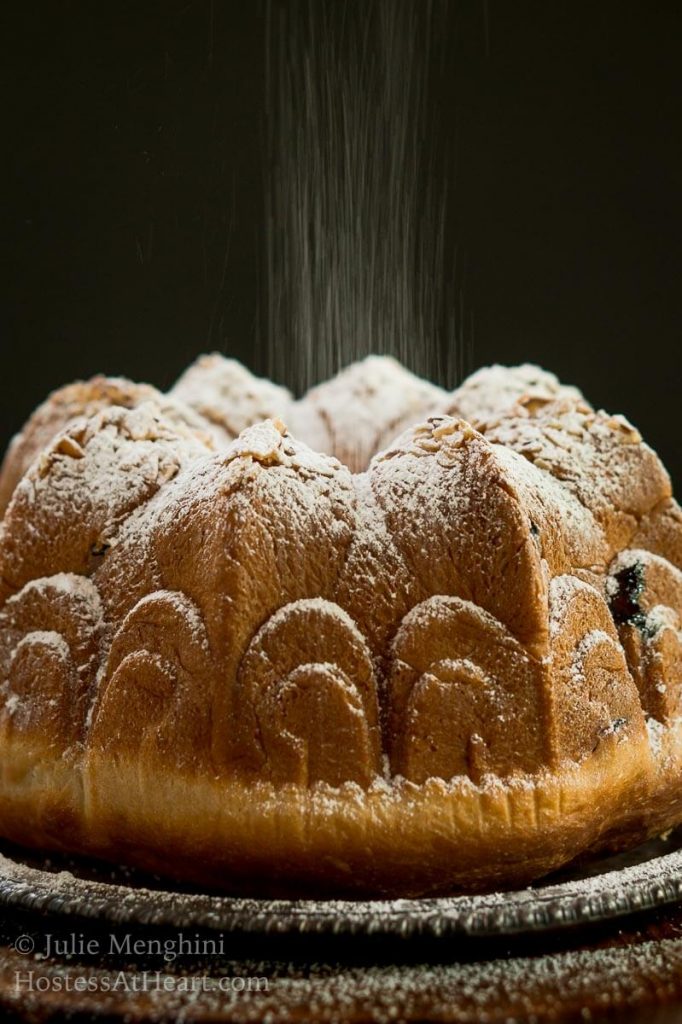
<box><xmin>0</xmin><ymin>354</ymin><xmax>681</xmax><ymax>897</ymax></box>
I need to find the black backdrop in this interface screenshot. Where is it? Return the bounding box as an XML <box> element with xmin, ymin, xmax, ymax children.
<box><xmin>3</xmin><ymin>1</ymin><xmax>681</xmax><ymax>486</ymax></box>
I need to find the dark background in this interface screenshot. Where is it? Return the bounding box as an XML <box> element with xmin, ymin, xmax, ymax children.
<box><xmin>3</xmin><ymin>1</ymin><xmax>681</xmax><ymax>485</ymax></box>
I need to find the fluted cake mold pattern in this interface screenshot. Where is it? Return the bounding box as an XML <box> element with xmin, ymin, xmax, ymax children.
<box><xmin>0</xmin><ymin>355</ymin><xmax>681</xmax><ymax>896</ymax></box>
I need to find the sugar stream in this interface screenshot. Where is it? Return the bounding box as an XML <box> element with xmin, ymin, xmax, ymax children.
<box><xmin>265</xmin><ymin>0</ymin><xmax>463</xmax><ymax>394</ymax></box>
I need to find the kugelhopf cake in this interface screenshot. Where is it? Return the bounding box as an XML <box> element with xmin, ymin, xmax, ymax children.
<box><xmin>0</xmin><ymin>355</ymin><xmax>680</xmax><ymax>896</ymax></box>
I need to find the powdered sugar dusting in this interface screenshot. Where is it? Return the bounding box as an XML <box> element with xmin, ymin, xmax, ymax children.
<box><xmin>447</xmin><ymin>362</ymin><xmax>587</xmax><ymax>427</ymax></box>
<box><xmin>170</xmin><ymin>354</ymin><xmax>294</xmax><ymax>442</ymax></box>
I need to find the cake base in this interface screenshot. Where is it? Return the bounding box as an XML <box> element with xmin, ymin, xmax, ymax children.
<box><xmin>0</xmin><ymin>721</ymin><xmax>681</xmax><ymax>898</ymax></box>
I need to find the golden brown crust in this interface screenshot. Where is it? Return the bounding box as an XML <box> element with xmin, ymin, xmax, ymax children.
<box><xmin>0</xmin><ymin>377</ymin><xmax>212</xmax><ymax>517</ymax></box>
<box><xmin>0</xmin><ymin>724</ymin><xmax>662</xmax><ymax>897</ymax></box>
<box><xmin>288</xmin><ymin>355</ymin><xmax>448</xmax><ymax>473</ymax></box>
<box><xmin>169</xmin><ymin>353</ymin><xmax>295</xmax><ymax>443</ymax></box>
<box><xmin>0</xmin><ymin>358</ymin><xmax>681</xmax><ymax>896</ymax></box>
<box><xmin>607</xmin><ymin>549</ymin><xmax>682</xmax><ymax>724</ymax></box>
<box><xmin>0</xmin><ymin>404</ymin><xmax>210</xmax><ymax>604</ymax></box>
<box><xmin>446</xmin><ymin>362</ymin><xmax>588</xmax><ymax>428</ymax></box>
<box><xmin>633</xmin><ymin>497</ymin><xmax>682</xmax><ymax>570</ymax></box>
<box><xmin>387</xmin><ymin>596</ymin><xmax>547</xmax><ymax>783</ymax></box>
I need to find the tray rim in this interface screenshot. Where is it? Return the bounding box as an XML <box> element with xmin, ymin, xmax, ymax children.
<box><xmin>0</xmin><ymin>838</ymin><xmax>681</xmax><ymax>939</ymax></box>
